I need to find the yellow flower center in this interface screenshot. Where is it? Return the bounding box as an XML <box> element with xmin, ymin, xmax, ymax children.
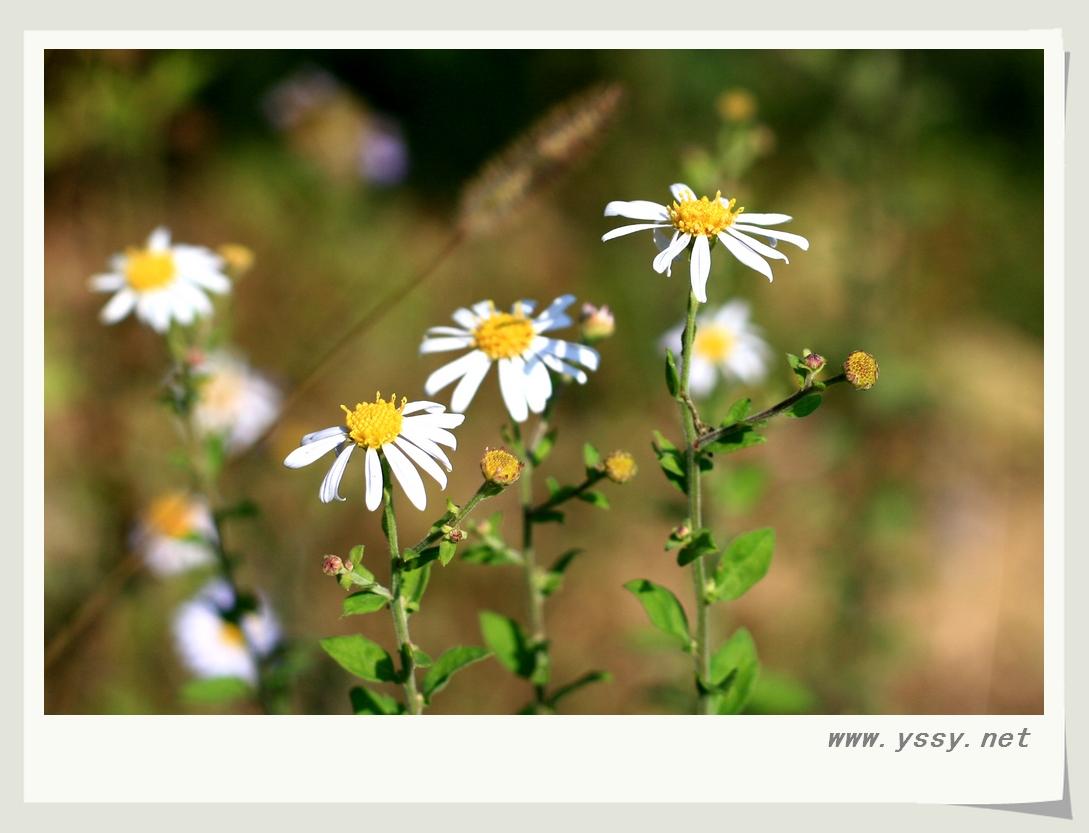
<box><xmin>124</xmin><ymin>247</ymin><xmax>177</xmax><ymax>292</ymax></box>
<box><xmin>146</xmin><ymin>493</ymin><xmax>196</xmax><ymax>539</ymax></box>
<box><xmin>693</xmin><ymin>324</ymin><xmax>737</xmax><ymax>363</ymax></box>
<box><xmin>667</xmin><ymin>190</ymin><xmax>744</xmax><ymax>238</ymax></box>
<box><xmin>843</xmin><ymin>351</ymin><xmax>879</xmax><ymax>390</ymax></box>
<box><xmin>218</xmin><ymin>621</ymin><xmax>247</xmax><ymax>649</ymax></box>
<box><xmin>342</xmin><ymin>393</ymin><xmax>406</xmax><ymax>449</ymax></box>
<box><xmin>602</xmin><ymin>451</ymin><xmax>637</xmax><ymax>484</ymax></box>
<box><xmin>473</xmin><ymin>304</ymin><xmax>536</xmax><ymax>360</ymax></box>
<box><xmin>480</xmin><ymin>447</ymin><xmax>523</xmax><ymax>485</ymax></box>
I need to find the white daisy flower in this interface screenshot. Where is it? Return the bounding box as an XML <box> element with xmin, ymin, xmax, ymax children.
<box><xmin>173</xmin><ymin>579</ymin><xmax>280</xmax><ymax>686</ymax></box>
<box><xmin>420</xmin><ymin>295</ymin><xmax>600</xmax><ymax>423</ymax></box>
<box><xmin>192</xmin><ymin>351</ymin><xmax>282</xmax><ymax>454</ymax></box>
<box><xmin>131</xmin><ymin>491</ymin><xmax>218</xmax><ymax>576</ymax></box>
<box><xmin>660</xmin><ymin>300</ymin><xmax>772</xmax><ymax>397</ymax></box>
<box><xmin>283</xmin><ymin>393</ymin><xmax>464</xmax><ymax>511</ymax></box>
<box><xmin>602</xmin><ymin>183</ymin><xmax>809</xmax><ymax>302</ymax></box>
<box><xmin>89</xmin><ymin>226</ymin><xmax>231</xmax><ymax>334</ymax></box>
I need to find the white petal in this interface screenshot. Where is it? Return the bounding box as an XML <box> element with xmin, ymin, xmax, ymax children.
<box><xmin>497</xmin><ymin>357</ymin><xmax>529</xmax><ymax>423</ymax></box>
<box><xmin>539</xmin><ymin>352</ymin><xmax>587</xmax><ymax>384</ymax></box>
<box><xmin>450</xmin><ymin>307</ymin><xmax>479</xmax><ymax>329</ymax></box>
<box><xmin>383</xmin><ymin>443</ymin><xmax>427</xmax><ymax>511</ymax></box>
<box><xmin>714</xmin><ymin>300</ymin><xmax>752</xmax><ymax>330</ymax></box>
<box><xmin>732</xmin><ymin>224</ymin><xmax>809</xmax><ymax>251</ymax></box>
<box><xmin>512</xmin><ymin>299</ymin><xmax>537</xmax><ymax>316</ymax></box>
<box><xmin>537</xmin><ymin>337</ymin><xmax>599</xmax><ymax>371</ymax></box>
<box><xmin>420</xmin><ymin>336</ymin><xmax>475</xmax><ymax>355</ymax></box>
<box><xmin>471</xmin><ymin>300</ymin><xmax>495</xmax><ymax>318</ymax></box>
<box><xmin>602</xmin><ymin>222</ymin><xmax>669</xmax><ymax>242</ymax></box>
<box><xmin>424</xmin><ymin>350</ymin><xmax>490</xmax><ymax>396</ymax></box>
<box><xmin>99</xmin><ymin>288</ymin><xmax>137</xmax><ymax>324</ymax></box>
<box><xmin>138</xmin><ymin>293</ymin><xmax>172</xmax><ymax>334</ymax></box>
<box><xmin>688</xmin><ymin>357</ymin><xmax>717</xmax><ymax>397</ymax></box>
<box><xmin>365</xmin><ymin>447</ymin><xmax>383</xmax><ymax>511</ymax></box>
<box><xmin>169</xmin><ymin>289</ymin><xmax>196</xmax><ymax>326</ymax></box>
<box><xmin>653</xmin><ymin>232</ymin><xmax>690</xmax><ymax>274</ymax></box>
<box><xmin>402</xmin><ymin>421</ymin><xmax>458</xmax><ymax>450</ymax></box>
<box><xmin>89</xmin><ymin>272</ymin><xmax>125</xmax><ymax>292</ymax></box>
<box><xmin>393</xmin><ymin>437</ymin><xmax>447</xmax><ymax>490</ymax></box>
<box><xmin>449</xmin><ymin>350</ymin><xmax>493</xmax><ymax>412</ymax></box>
<box><xmin>718</xmin><ymin>232</ymin><xmax>774</xmax><ymax>282</ymax></box>
<box><xmin>670</xmin><ymin>183</ymin><xmax>697</xmax><ymax>202</ymax></box>
<box><xmin>732</xmin><ymin>213</ymin><xmax>792</xmax><ymax>226</ymax></box>
<box><xmin>285</xmin><ymin>433</ymin><xmax>345</xmax><ymax>468</ymax></box>
<box><xmin>603</xmin><ymin>200</ymin><xmax>669</xmax><ymax>221</ymax></box>
<box><xmin>402</xmin><ymin>401</ymin><xmax>446</xmax><ymax>416</ymax></box>
<box><xmin>402</xmin><ymin>411</ymin><xmax>467</xmax><ymax>431</ymax></box>
<box><xmin>148</xmin><ymin>227</ymin><xmax>172</xmax><ymax>250</ymax></box>
<box><xmin>180</xmin><ymin>267</ymin><xmax>231</xmax><ymax>295</ymax></box>
<box><xmin>725</xmin><ymin>228</ymin><xmax>788</xmax><ymax>262</ymax></box>
<box><xmin>301</xmin><ymin>426</ymin><xmax>348</xmax><ymax>446</ymax></box>
<box><xmin>396</xmin><ymin>428</ymin><xmax>452</xmax><ymax>469</ymax></box>
<box><xmin>424</xmin><ymin>326</ymin><xmax>473</xmax><ymax>338</ymax></box>
<box><xmin>522</xmin><ymin>353</ymin><xmax>552</xmax><ymax>414</ymax></box>
<box><xmin>690</xmin><ymin>235</ymin><xmax>711</xmax><ymax>303</ymax></box>
<box><xmin>320</xmin><ymin>443</ymin><xmax>355</xmax><ymax>503</ymax></box>
<box><xmin>531</xmin><ymin>294</ymin><xmax>576</xmax><ymax>333</ymax></box>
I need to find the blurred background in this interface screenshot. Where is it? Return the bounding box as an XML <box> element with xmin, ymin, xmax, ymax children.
<box><xmin>43</xmin><ymin>49</ymin><xmax>1044</xmax><ymax>715</ymax></box>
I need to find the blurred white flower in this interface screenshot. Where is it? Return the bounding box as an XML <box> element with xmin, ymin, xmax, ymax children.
<box><xmin>661</xmin><ymin>300</ymin><xmax>772</xmax><ymax>396</ymax></box>
<box><xmin>131</xmin><ymin>491</ymin><xmax>217</xmax><ymax>576</ymax></box>
<box><xmin>192</xmin><ymin>351</ymin><xmax>282</xmax><ymax>454</ymax></box>
<box><xmin>89</xmin><ymin>227</ymin><xmax>231</xmax><ymax>334</ymax></box>
<box><xmin>173</xmin><ymin>579</ymin><xmax>280</xmax><ymax>686</ymax></box>
<box><xmin>420</xmin><ymin>295</ymin><xmax>599</xmax><ymax>423</ymax></box>
<box><xmin>284</xmin><ymin>394</ymin><xmax>464</xmax><ymax>511</ymax></box>
<box><xmin>602</xmin><ymin>183</ymin><xmax>809</xmax><ymax>302</ymax></box>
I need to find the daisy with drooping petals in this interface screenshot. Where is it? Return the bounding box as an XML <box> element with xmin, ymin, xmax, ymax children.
<box><xmin>284</xmin><ymin>394</ymin><xmax>464</xmax><ymax>511</ymax></box>
<box><xmin>131</xmin><ymin>491</ymin><xmax>218</xmax><ymax>576</ymax></box>
<box><xmin>602</xmin><ymin>183</ymin><xmax>809</xmax><ymax>302</ymax></box>
<box><xmin>660</xmin><ymin>300</ymin><xmax>772</xmax><ymax>397</ymax></box>
<box><xmin>173</xmin><ymin>579</ymin><xmax>280</xmax><ymax>686</ymax></box>
<box><xmin>191</xmin><ymin>351</ymin><xmax>282</xmax><ymax>454</ymax></box>
<box><xmin>420</xmin><ymin>295</ymin><xmax>599</xmax><ymax>423</ymax></box>
<box><xmin>89</xmin><ymin>227</ymin><xmax>231</xmax><ymax>334</ymax></box>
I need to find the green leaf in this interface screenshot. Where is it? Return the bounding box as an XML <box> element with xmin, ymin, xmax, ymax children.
<box><xmin>783</xmin><ymin>394</ymin><xmax>822</xmax><ymax>419</ymax></box>
<box><xmin>677</xmin><ymin>527</ymin><xmax>720</xmax><ymax>567</ymax></box>
<box><xmin>712</xmin><ymin>528</ymin><xmax>774</xmax><ymax>601</ymax></box>
<box><xmin>540</xmin><ymin>548</ymin><xmax>584</xmax><ymax>596</ymax></box>
<box><xmin>534</xmin><ymin>509</ymin><xmax>565</xmax><ymax>525</ymax></box>
<box><xmin>342</xmin><ymin>591</ymin><xmax>389</xmax><ymax>616</ymax></box>
<box><xmin>320</xmin><ymin>635</ymin><xmax>398</xmax><ymax>683</ymax></box>
<box><xmin>401</xmin><ymin>546</ymin><xmax>440</xmax><ymax>573</ymax></box>
<box><xmin>700</xmin><ymin>426</ymin><xmax>767</xmax><ymax>456</ymax></box>
<box><xmin>709</xmin><ymin>628</ymin><xmax>760</xmax><ymax>714</ymax></box>
<box><xmin>742</xmin><ymin>672</ymin><xmax>819</xmax><ymax>715</ymax></box>
<box><xmin>546</xmin><ymin>476</ymin><xmax>563</xmax><ymax>498</ymax></box>
<box><xmin>347</xmin><ymin>544</ymin><xmax>365</xmax><ymax>569</ymax></box>
<box><xmin>665</xmin><ymin>349</ymin><xmax>681</xmax><ymax>399</ymax></box>
<box><xmin>531</xmin><ymin>428</ymin><xmax>557</xmax><ymax>466</ymax></box>
<box><xmin>216</xmin><ymin>500</ymin><xmax>260</xmax><ymax>521</ymax></box>
<box><xmin>438</xmin><ymin>538</ymin><xmax>458</xmax><ymax>566</ymax></box>
<box><xmin>349</xmin><ymin>686</ymin><xmax>403</xmax><ymax>715</ymax></box>
<box><xmin>652</xmin><ymin>430</ymin><xmax>688</xmax><ymax>493</ymax></box>
<box><xmin>583</xmin><ymin>442</ymin><xmax>601</xmax><ymax>471</ymax></box>
<box><xmin>576</xmin><ymin>490</ymin><xmax>610</xmax><ymax>509</ymax></box>
<box><xmin>410</xmin><ymin>645</ymin><xmax>433</xmax><ymax>668</ymax></box>
<box><xmin>422</xmin><ymin>646</ymin><xmax>492</xmax><ymax>701</ymax></box>
<box><xmin>461</xmin><ymin>541</ymin><xmax>522</xmax><ymax>566</ymax></box>
<box><xmin>547</xmin><ymin>670</ymin><xmax>613</xmax><ymax>708</ymax></box>
<box><xmin>180</xmin><ymin>676</ymin><xmax>252</xmax><ymax>705</ymax></box>
<box><xmin>479</xmin><ymin>611</ymin><xmax>535</xmax><ymax>678</ymax></box>
<box><xmin>549</xmin><ymin>548</ymin><xmax>583</xmax><ymax>575</ymax></box>
<box><xmin>623</xmin><ymin>579</ymin><xmax>691</xmax><ymax>651</ymax></box>
<box><xmin>722</xmin><ymin>398</ymin><xmax>752</xmax><ymax>426</ymax></box>
<box><xmin>786</xmin><ymin>353</ymin><xmax>809</xmax><ymax>387</ymax></box>
<box><xmin>401</xmin><ymin>563</ymin><xmax>431</xmax><ymax>613</ymax></box>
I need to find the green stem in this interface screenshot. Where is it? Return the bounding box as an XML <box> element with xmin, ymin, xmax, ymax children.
<box><xmin>511</xmin><ymin>423</ymin><xmax>548</xmax><ymax>710</ymax></box>
<box><xmin>529</xmin><ymin>472</ymin><xmax>604</xmax><ymax>517</ymax></box>
<box><xmin>678</xmin><ymin>290</ymin><xmax>712</xmax><ymax>714</ymax></box>
<box><xmin>381</xmin><ymin>463</ymin><xmax>422</xmax><ymax>715</ymax></box>
<box><xmin>409</xmin><ymin>481</ymin><xmax>498</xmax><ymax>554</ymax></box>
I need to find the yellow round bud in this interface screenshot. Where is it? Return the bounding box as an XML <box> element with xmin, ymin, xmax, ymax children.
<box><xmin>843</xmin><ymin>351</ymin><xmax>879</xmax><ymax>390</ymax></box>
<box><xmin>480</xmin><ymin>447</ymin><xmax>523</xmax><ymax>486</ymax></box>
<box><xmin>602</xmin><ymin>451</ymin><xmax>637</xmax><ymax>484</ymax></box>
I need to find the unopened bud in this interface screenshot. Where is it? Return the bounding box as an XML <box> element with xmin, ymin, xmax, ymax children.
<box><xmin>602</xmin><ymin>450</ymin><xmax>637</xmax><ymax>484</ymax></box>
<box><xmin>579</xmin><ymin>303</ymin><xmax>615</xmax><ymax>344</ymax></box>
<box><xmin>716</xmin><ymin>89</ymin><xmax>757</xmax><ymax>123</ymax></box>
<box><xmin>481</xmin><ymin>447</ymin><xmax>523</xmax><ymax>486</ymax></box>
<box><xmin>218</xmin><ymin>244</ymin><xmax>255</xmax><ymax>278</ymax></box>
<box><xmin>843</xmin><ymin>351</ymin><xmax>879</xmax><ymax>390</ymax></box>
<box><xmin>802</xmin><ymin>349</ymin><xmax>825</xmax><ymax>372</ymax></box>
<box><xmin>322</xmin><ymin>555</ymin><xmax>344</xmax><ymax>576</ymax></box>
<box><xmin>447</xmin><ymin>528</ymin><xmax>466</xmax><ymax>543</ymax></box>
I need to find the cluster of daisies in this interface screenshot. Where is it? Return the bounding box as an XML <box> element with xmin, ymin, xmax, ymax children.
<box><xmin>96</xmin><ymin>179</ymin><xmax>806</xmax><ymax>692</ymax></box>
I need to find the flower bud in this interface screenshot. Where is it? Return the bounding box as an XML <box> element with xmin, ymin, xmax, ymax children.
<box><xmin>322</xmin><ymin>555</ymin><xmax>344</xmax><ymax>576</ymax></box>
<box><xmin>843</xmin><ymin>351</ymin><xmax>879</xmax><ymax>390</ymax></box>
<box><xmin>802</xmin><ymin>349</ymin><xmax>825</xmax><ymax>373</ymax></box>
<box><xmin>716</xmin><ymin>89</ymin><xmax>757</xmax><ymax>123</ymax></box>
<box><xmin>579</xmin><ymin>303</ymin><xmax>615</xmax><ymax>344</ymax></box>
<box><xmin>480</xmin><ymin>447</ymin><xmax>523</xmax><ymax>486</ymax></box>
<box><xmin>217</xmin><ymin>244</ymin><xmax>255</xmax><ymax>278</ymax></box>
<box><xmin>602</xmin><ymin>450</ymin><xmax>637</xmax><ymax>484</ymax></box>
<box><xmin>447</xmin><ymin>528</ymin><xmax>466</xmax><ymax>543</ymax></box>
